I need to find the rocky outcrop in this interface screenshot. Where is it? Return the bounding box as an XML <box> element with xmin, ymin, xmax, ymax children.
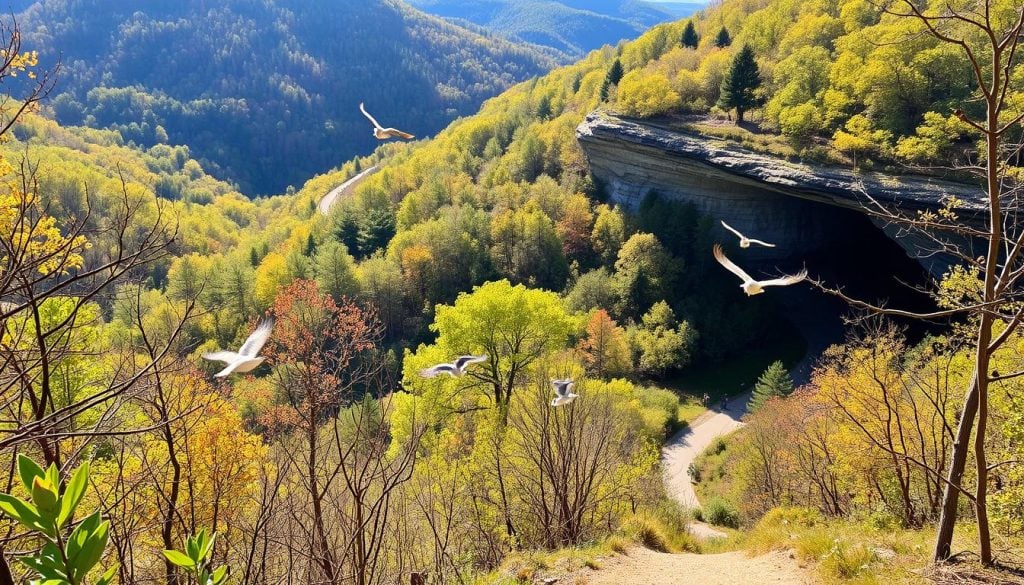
<box><xmin>575</xmin><ymin>112</ymin><xmax>983</xmax><ymax>275</ymax></box>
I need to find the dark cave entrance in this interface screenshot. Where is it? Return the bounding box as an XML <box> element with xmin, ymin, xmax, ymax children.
<box><xmin>769</xmin><ymin>199</ymin><xmax>944</xmax><ymax>383</ymax></box>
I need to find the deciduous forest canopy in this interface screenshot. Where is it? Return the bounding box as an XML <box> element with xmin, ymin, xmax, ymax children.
<box><xmin>16</xmin><ymin>0</ymin><xmax>555</xmax><ymax>194</ymax></box>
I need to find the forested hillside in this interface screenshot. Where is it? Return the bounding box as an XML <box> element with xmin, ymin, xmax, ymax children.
<box><xmin>16</xmin><ymin>0</ymin><xmax>555</xmax><ymax>195</ymax></box>
<box><xmin>3</xmin><ymin>0</ymin><xmax>1024</xmax><ymax>582</ymax></box>
<box><xmin>407</xmin><ymin>0</ymin><xmax>704</xmax><ymax>57</ymax></box>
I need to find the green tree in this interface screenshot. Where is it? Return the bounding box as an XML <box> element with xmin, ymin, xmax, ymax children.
<box><xmin>715</xmin><ymin>27</ymin><xmax>732</xmax><ymax>48</ymax></box>
<box><xmin>591</xmin><ymin>204</ymin><xmax>627</xmax><ymax>268</ymax></box>
<box><xmin>565</xmin><ymin>268</ymin><xmax>616</xmax><ymax>313</ymax></box>
<box><xmin>682</xmin><ymin>21</ymin><xmax>699</xmax><ymax>48</ymax></box>
<box><xmin>606</xmin><ymin>58</ymin><xmax>624</xmax><ymax>86</ymax></box>
<box><xmin>617</xmin><ymin>71</ymin><xmax>683</xmax><ymax>118</ymax></box>
<box><xmin>717</xmin><ymin>44</ymin><xmax>763</xmax><ymax>123</ymax></box>
<box><xmin>612</xmin><ymin>233</ymin><xmax>675</xmax><ymax>320</ymax></box>
<box><xmin>315</xmin><ymin>240</ymin><xmax>359</xmax><ymax>301</ymax></box>
<box><xmin>748</xmin><ymin>360</ymin><xmax>794</xmax><ymax>413</ymax></box>
<box><xmin>630</xmin><ymin>301</ymin><xmax>696</xmax><ymax>377</ymax></box>
<box><xmin>413</xmin><ymin>280</ymin><xmax>578</xmax><ymax>418</ymax></box>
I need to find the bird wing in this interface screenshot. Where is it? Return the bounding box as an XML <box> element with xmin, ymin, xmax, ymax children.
<box><xmin>359</xmin><ymin>102</ymin><xmax>384</xmax><ymax>130</ymax></box>
<box><xmin>381</xmin><ymin>128</ymin><xmax>415</xmax><ymax>140</ymax></box>
<box><xmin>746</xmin><ymin>238</ymin><xmax>776</xmax><ymax>248</ymax></box>
<box><xmin>758</xmin><ymin>269</ymin><xmax>808</xmax><ymax>288</ymax></box>
<box><xmin>239</xmin><ymin>318</ymin><xmax>274</xmax><ymax>357</ymax></box>
<box><xmin>419</xmin><ymin>364</ymin><xmax>456</xmax><ymax>378</ymax></box>
<box><xmin>720</xmin><ymin>220</ymin><xmax>745</xmax><ymax>241</ymax></box>
<box><xmin>454</xmin><ymin>355</ymin><xmax>488</xmax><ymax>369</ymax></box>
<box><xmin>551</xmin><ymin>380</ymin><xmax>574</xmax><ymax>397</ymax></box>
<box><xmin>713</xmin><ymin>244</ymin><xmax>755</xmax><ymax>282</ymax></box>
<box><xmin>203</xmin><ymin>351</ymin><xmax>241</xmax><ymax>364</ymax></box>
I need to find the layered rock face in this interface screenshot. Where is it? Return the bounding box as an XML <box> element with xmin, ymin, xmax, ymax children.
<box><xmin>576</xmin><ymin>112</ymin><xmax>983</xmax><ymax>276</ymax></box>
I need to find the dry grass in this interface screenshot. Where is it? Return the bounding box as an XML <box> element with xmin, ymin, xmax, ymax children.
<box><xmin>924</xmin><ymin>556</ymin><xmax>1024</xmax><ymax>585</ymax></box>
<box><xmin>737</xmin><ymin>507</ymin><xmax>1024</xmax><ymax>585</ymax></box>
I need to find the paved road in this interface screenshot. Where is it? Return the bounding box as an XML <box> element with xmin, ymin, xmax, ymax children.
<box><xmin>317</xmin><ymin>165</ymin><xmax>380</xmax><ymax>216</ymax></box>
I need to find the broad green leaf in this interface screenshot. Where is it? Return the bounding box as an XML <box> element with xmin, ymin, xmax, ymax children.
<box><xmin>211</xmin><ymin>565</ymin><xmax>228</xmax><ymax>585</ymax></box>
<box><xmin>186</xmin><ymin>535</ymin><xmax>199</xmax><ymax>562</ymax></box>
<box><xmin>58</xmin><ymin>461</ymin><xmax>89</xmax><ymax>528</ymax></box>
<box><xmin>95</xmin><ymin>565</ymin><xmax>118</xmax><ymax>585</ymax></box>
<box><xmin>17</xmin><ymin>454</ymin><xmax>46</xmax><ymax>493</ymax></box>
<box><xmin>0</xmin><ymin>493</ymin><xmax>47</xmax><ymax>533</ymax></box>
<box><xmin>65</xmin><ymin>515</ymin><xmax>94</xmax><ymax>565</ymax></box>
<box><xmin>71</xmin><ymin>519</ymin><xmax>109</xmax><ymax>579</ymax></box>
<box><xmin>19</xmin><ymin>554</ymin><xmax>69</xmax><ymax>580</ymax></box>
<box><xmin>162</xmin><ymin>550</ymin><xmax>195</xmax><ymax>569</ymax></box>
<box><xmin>199</xmin><ymin>532</ymin><xmax>216</xmax><ymax>563</ymax></box>
<box><xmin>44</xmin><ymin>463</ymin><xmax>59</xmax><ymax>491</ymax></box>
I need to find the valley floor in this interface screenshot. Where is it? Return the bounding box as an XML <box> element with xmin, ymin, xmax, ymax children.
<box><xmin>567</xmin><ymin>547</ymin><xmax>813</xmax><ymax>584</ymax></box>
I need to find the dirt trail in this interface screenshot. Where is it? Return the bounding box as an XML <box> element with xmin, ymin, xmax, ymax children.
<box><xmin>568</xmin><ymin>547</ymin><xmax>813</xmax><ymax>584</ymax></box>
<box><xmin>661</xmin><ymin>392</ymin><xmax>750</xmax><ymax>511</ymax></box>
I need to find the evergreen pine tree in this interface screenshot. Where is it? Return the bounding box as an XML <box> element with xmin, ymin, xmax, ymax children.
<box><xmin>748</xmin><ymin>361</ymin><xmax>795</xmax><ymax>413</ymax></box>
<box><xmin>682</xmin><ymin>21</ymin><xmax>699</xmax><ymax>48</ymax></box>
<box><xmin>606</xmin><ymin>59</ymin><xmax>624</xmax><ymax>86</ymax></box>
<box><xmin>717</xmin><ymin>44</ymin><xmax>763</xmax><ymax>123</ymax></box>
<box><xmin>715</xmin><ymin>27</ymin><xmax>732</xmax><ymax>48</ymax></box>
<box><xmin>600</xmin><ymin>79</ymin><xmax>610</xmax><ymax>101</ymax></box>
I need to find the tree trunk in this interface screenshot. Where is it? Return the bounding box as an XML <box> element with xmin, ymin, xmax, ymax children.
<box><xmin>736</xmin><ymin>107</ymin><xmax>745</xmax><ymax>124</ymax></box>
<box><xmin>0</xmin><ymin>554</ymin><xmax>14</xmax><ymax>585</ymax></box>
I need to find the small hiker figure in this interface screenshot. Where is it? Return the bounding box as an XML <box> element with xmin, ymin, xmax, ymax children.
<box><xmin>722</xmin><ymin>395</ymin><xmax>729</xmax><ymax>410</ymax></box>
<box><xmin>702</xmin><ymin>392</ymin><xmax>710</xmax><ymax>406</ymax></box>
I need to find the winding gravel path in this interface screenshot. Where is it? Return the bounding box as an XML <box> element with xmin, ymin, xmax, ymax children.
<box><xmin>661</xmin><ymin>392</ymin><xmax>751</xmax><ymax>539</ymax></box>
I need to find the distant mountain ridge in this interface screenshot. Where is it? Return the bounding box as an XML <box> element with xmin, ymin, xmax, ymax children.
<box><xmin>406</xmin><ymin>0</ymin><xmax>705</xmax><ymax>58</ymax></box>
<box><xmin>15</xmin><ymin>0</ymin><xmax>555</xmax><ymax>195</ymax></box>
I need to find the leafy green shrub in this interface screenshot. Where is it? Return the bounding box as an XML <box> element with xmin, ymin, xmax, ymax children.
<box><xmin>687</xmin><ymin>461</ymin><xmax>702</xmax><ymax>483</ymax></box>
<box><xmin>758</xmin><ymin>506</ymin><xmax>824</xmax><ymax>529</ymax></box>
<box><xmin>0</xmin><ymin>455</ymin><xmax>116</xmax><ymax>585</ymax></box>
<box><xmin>701</xmin><ymin>497</ymin><xmax>740</xmax><ymax>528</ymax></box>
<box><xmin>709</xmin><ymin>436</ymin><xmax>727</xmax><ymax>455</ymax></box>
<box><xmin>863</xmin><ymin>509</ymin><xmax>901</xmax><ymax>531</ymax></box>
<box><xmin>163</xmin><ymin>529</ymin><xmax>229</xmax><ymax>585</ymax></box>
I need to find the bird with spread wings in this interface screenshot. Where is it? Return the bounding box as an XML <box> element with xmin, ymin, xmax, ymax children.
<box><xmin>203</xmin><ymin>318</ymin><xmax>275</xmax><ymax>377</ymax></box>
<box><xmin>713</xmin><ymin>244</ymin><xmax>807</xmax><ymax>296</ymax></box>
<box><xmin>360</xmin><ymin>102</ymin><xmax>415</xmax><ymax>140</ymax></box>
<box><xmin>418</xmin><ymin>355</ymin><xmax>489</xmax><ymax>378</ymax></box>
<box><xmin>721</xmin><ymin>220</ymin><xmax>776</xmax><ymax>248</ymax></box>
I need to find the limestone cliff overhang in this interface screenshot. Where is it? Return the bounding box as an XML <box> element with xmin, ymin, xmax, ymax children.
<box><xmin>575</xmin><ymin>111</ymin><xmax>986</xmax><ymax>218</ymax></box>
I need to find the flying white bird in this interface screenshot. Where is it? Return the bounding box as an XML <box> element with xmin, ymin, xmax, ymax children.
<box><xmin>203</xmin><ymin>318</ymin><xmax>275</xmax><ymax>377</ymax></box>
<box><xmin>713</xmin><ymin>244</ymin><xmax>807</xmax><ymax>296</ymax></box>
<box><xmin>359</xmin><ymin>102</ymin><xmax>415</xmax><ymax>140</ymax></box>
<box><xmin>721</xmin><ymin>220</ymin><xmax>776</xmax><ymax>248</ymax></box>
<box><xmin>418</xmin><ymin>355</ymin><xmax>488</xmax><ymax>378</ymax></box>
<box><xmin>550</xmin><ymin>379</ymin><xmax>579</xmax><ymax>407</ymax></box>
